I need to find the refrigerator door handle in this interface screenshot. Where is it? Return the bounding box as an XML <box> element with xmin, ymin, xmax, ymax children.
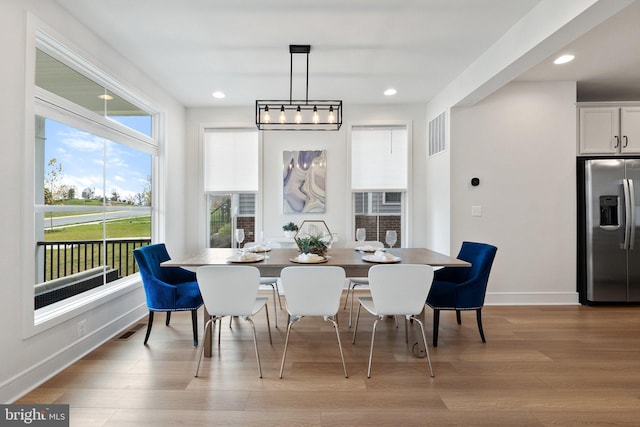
<box><xmin>623</xmin><ymin>179</ymin><xmax>632</xmax><ymax>250</ymax></box>
<box><xmin>629</xmin><ymin>179</ymin><xmax>636</xmax><ymax>250</ymax></box>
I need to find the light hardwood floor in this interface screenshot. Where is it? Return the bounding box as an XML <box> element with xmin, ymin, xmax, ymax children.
<box><xmin>16</xmin><ymin>293</ymin><xmax>640</xmax><ymax>426</ymax></box>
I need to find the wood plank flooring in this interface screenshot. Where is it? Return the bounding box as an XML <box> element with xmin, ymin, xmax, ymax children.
<box><xmin>15</xmin><ymin>293</ymin><xmax>640</xmax><ymax>426</ymax></box>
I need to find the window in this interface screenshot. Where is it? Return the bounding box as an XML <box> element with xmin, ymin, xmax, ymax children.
<box><xmin>351</xmin><ymin>126</ymin><xmax>408</xmax><ymax>246</ymax></box>
<box><xmin>204</xmin><ymin>129</ymin><xmax>259</xmax><ymax>247</ymax></box>
<box><xmin>383</xmin><ymin>192</ymin><xmax>402</xmax><ymax>205</ymax></box>
<box><xmin>32</xmin><ymin>33</ymin><xmax>157</xmax><ymax>315</ymax></box>
<box><xmin>353</xmin><ymin>192</ymin><xmax>404</xmax><ymax>245</ymax></box>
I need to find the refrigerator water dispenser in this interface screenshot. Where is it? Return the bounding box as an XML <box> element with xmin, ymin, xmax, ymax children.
<box><xmin>599</xmin><ymin>195</ymin><xmax>619</xmax><ymax>229</ymax></box>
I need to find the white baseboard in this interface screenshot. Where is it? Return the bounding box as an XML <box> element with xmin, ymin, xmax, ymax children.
<box><xmin>485</xmin><ymin>291</ymin><xmax>580</xmax><ymax>305</ymax></box>
<box><xmin>1</xmin><ymin>304</ymin><xmax>147</xmax><ymax>403</ymax></box>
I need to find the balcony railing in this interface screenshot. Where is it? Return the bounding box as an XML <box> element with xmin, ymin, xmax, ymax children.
<box><xmin>34</xmin><ymin>238</ymin><xmax>151</xmax><ymax>308</ymax></box>
<box><xmin>36</xmin><ymin>238</ymin><xmax>151</xmax><ymax>282</ymax></box>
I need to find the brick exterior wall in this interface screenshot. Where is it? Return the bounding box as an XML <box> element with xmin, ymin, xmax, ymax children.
<box><xmin>354</xmin><ymin>215</ymin><xmax>402</xmax><ymax>247</ymax></box>
<box><xmin>236</xmin><ymin>216</ymin><xmax>255</xmax><ymax>245</ymax></box>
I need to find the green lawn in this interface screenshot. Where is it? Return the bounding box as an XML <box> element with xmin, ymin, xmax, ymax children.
<box><xmin>44</xmin><ymin>216</ymin><xmax>151</xmax><ymax>241</ymax></box>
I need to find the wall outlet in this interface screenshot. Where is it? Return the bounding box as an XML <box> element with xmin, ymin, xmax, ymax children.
<box><xmin>471</xmin><ymin>205</ymin><xmax>482</xmax><ymax>217</ymax></box>
<box><xmin>77</xmin><ymin>319</ymin><xmax>87</xmax><ymax>337</ymax></box>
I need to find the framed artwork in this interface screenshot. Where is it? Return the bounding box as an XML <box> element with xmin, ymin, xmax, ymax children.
<box><xmin>283</xmin><ymin>150</ymin><xmax>326</xmax><ymax>213</ymax></box>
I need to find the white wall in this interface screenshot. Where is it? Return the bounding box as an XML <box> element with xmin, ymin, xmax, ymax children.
<box><xmin>185</xmin><ymin>104</ymin><xmax>428</xmax><ymax>252</ymax></box>
<box><xmin>0</xmin><ymin>1</ymin><xmax>187</xmax><ymax>402</ymax></box>
<box><xmin>450</xmin><ymin>81</ymin><xmax>578</xmax><ymax>304</ymax></box>
<box><xmin>424</xmin><ymin>0</ymin><xmax>629</xmax><ymax>257</ymax></box>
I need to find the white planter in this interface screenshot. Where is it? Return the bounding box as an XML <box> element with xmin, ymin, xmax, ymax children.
<box><xmin>283</xmin><ymin>230</ymin><xmax>296</xmax><ymax>238</ymax></box>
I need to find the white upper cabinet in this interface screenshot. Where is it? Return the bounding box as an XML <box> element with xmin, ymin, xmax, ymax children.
<box><xmin>579</xmin><ymin>105</ymin><xmax>640</xmax><ymax>155</ymax></box>
<box><xmin>620</xmin><ymin>107</ymin><xmax>640</xmax><ymax>153</ymax></box>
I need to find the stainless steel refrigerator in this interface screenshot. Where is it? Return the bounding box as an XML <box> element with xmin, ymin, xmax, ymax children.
<box><xmin>580</xmin><ymin>158</ymin><xmax>640</xmax><ymax>303</ymax></box>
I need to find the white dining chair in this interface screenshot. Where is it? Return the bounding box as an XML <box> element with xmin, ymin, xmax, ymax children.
<box><xmin>244</xmin><ymin>241</ymin><xmax>283</xmax><ymax>328</ymax></box>
<box><xmin>279</xmin><ymin>266</ymin><xmax>348</xmax><ymax>378</ymax></box>
<box><xmin>352</xmin><ymin>264</ymin><xmax>435</xmax><ymax>378</ymax></box>
<box><xmin>194</xmin><ymin>265</ymin><xmax>272</xmax><ymax>378</ymax></box>
<box><xmin>342</xmin><ymin>240</ymin><xmax>385</xmax><ymax>327</ymax></box>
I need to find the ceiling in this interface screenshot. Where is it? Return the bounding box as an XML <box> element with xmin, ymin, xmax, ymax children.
<box><xmin>517</xmin><ymin>0</ymin><xmax>640</xmax><ymax>102</ymax></box>
<box><xmin>53</xmin><ymin>0</ymin><xmax>640</xmax><ymax>108</ymax></box>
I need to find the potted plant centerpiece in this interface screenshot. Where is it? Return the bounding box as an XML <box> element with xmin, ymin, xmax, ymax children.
<box><xmin>295</xmin><ymin>234</ymin><xmax>328</xmax><ymax>257</ymax></box>
<box><xmin>282</xmin><ymin>222</ymin><xmax>299</xmax><ymax>238</ymax></box>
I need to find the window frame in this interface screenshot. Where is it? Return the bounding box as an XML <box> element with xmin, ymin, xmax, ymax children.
<box><xmin>347</xmin><ymin>122</ymin><xmax>412</xmax><ymax>246</ymax></box>
<box><xmin>199</xmin><ymin>125</ymin><xmax>263</xmax><ymax>250</ymax></box>
<box><xmin>22</xmin><ymin>25</ymin><xmax>162</xmax><ymax>338</ymax></box>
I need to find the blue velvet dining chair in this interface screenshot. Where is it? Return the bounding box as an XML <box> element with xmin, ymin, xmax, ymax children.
<box><xmin>134</xmin><ymin>243</ymin><xmax>204</xmax><ymax>347</ymax></box>
<box><xmin>426</xmin><ymin>241</ymin><xmax>497</xmax><ymax>347</ymax></box>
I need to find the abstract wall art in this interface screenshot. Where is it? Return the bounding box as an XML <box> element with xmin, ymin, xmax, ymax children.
<box><xmin>283</xmin><ymin>150</ymin><xmax>326</xmax><ymax>213</ymax></box>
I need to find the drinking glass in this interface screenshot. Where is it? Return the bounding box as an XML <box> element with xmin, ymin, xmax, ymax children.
<box><xmin>385</xmin><ymin>230</ymin><xmax>397</xmax><ymax>249</ymax></box>
<box><xmin>234</xmin><ymin>228</ymin><xmax>245</xmax><ymax>250</ymax></box>
<box><xmin>356</xmin><ymin>228</ymin><xmax>366</xmax><ymax>243</ymax></box>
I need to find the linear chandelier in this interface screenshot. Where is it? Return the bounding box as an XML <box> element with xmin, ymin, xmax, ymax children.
<box><xmin>256</xmin><ymin>45</ymin><xmax>342</xmax><ymax>131</ymax></box>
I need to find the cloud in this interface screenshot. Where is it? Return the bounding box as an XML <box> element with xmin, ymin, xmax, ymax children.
<box><xmin>60</xmin><ymin>130</ymin><xmax>104</xmax><ymax>152</ymax></box>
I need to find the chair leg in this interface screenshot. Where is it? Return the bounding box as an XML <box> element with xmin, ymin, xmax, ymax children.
<box><xmin>194</xmin><ymin>318</ymin><xmax>213</xmax><ymax>376</ymax></box>
<box><xmin>268</xmin><ymin>283</ymin><xmax>278</xmax><ymax>328</ymax></box>
<box><xmin>367</xmin><ymin>318</ymin><xmax>381</xmax><ymax>378</ymax></box>
<box><xmin>246</xmin><ymin>318</ymin><xmax>263</xmax><ymax>378</ymax></box>
<box><xmin>328</xmin><ymin>316</ymin><xmax>348</xmax><ymax>378</ymax></box>
<box><xmin>411</xmin><ymin>315</ymin><xmax>435</xmax><ymax>378</ymax></box>
<box><xmin>264</xmin><ymin>304</ymin><xmax>273</xmax><ymax>345</ymax></box>
<box><xmin>432</xmin><ymin>309</ymin><xmax>440</xmax><ymax>347</ymax></box>
<box><xmin>275</xmin><ymin>281</ymin><xmax>283</xmax><ymax>310</ymax></box>
<box><xmin>348</xmin><ymin>285</ymin><xmax>356</xmax><ymax>327</ymax></box>
<box><xmin>165</xmin><ymin>311</ymin><xmax>171</xmax><ymax>326</ymax></box>
<box><xmin>194</xmin><ymin>317</ymin><xmax>214</xmax><ymax>377</ymax></box>
<box><xmin>207</xmin><ymin>316</ymin><xmax>220</xmax><ymax>349</ymax></box>
<box><xmin>279</xmin><ymin>317</ymin><xmax>299</xmax><ymax>378</ymax></box>
<box><xmin>352</xmin><ymin>303</ymin><xmax>363</xmax><ymax>344</ymax></box>
<box><xmin>144</xmin><ymin>311</ymin><xmax>154</xmax><ymax>345</ymax></box>
<box><xmin>193</xmin><ymin>318</ymin><xmax>214</xmax><ymax>377</ymax></box>
<box><xmin>343</xmin><ymin>283</ymin><xmax>352</xmax><ymax>309</ymax></box>
<box><xmin>191</xmin><ymin>309</ymin><xmax>199</xmax><ymax>347</ymax></box>
<box><xmin>456</xmin><ymin>310</ymin><xmax>462</xmax><ymax>325</ymax></box>
<box><xmin>348</xmin><ymin>283</ymin><xmax>364</xmax><ymax>328</ymax></box>
<box><xmin>476</xmin><ymin>309</ymin><xmax>486</xmax><ymax>343</ymax></box>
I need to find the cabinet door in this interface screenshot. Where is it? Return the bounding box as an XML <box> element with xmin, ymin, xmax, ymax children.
<box><xmin>621</xmin><ymin>107</ymin><xmax>640</xmax><ymax>153</ymax></box>
<box><xmin>579</xmin><ymin>107</ymin><xmax>620</xmax><ymax>154</ymax></box>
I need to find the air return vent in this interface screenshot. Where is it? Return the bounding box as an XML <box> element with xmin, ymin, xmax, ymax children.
<box><xmin>428</xmin><ymin>112</ymin><xmax>446</xmax><ymax>156</ymax></box>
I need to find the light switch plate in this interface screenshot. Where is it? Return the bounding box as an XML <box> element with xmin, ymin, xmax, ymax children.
<box><xmin>471</xmin><ymin>205</ymin><xmax>482</xmax><ymax>217</ymax></box>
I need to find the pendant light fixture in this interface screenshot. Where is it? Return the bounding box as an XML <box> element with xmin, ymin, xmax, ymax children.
<box><xmin>256</xmin><ymin>45</ymin><xmax>342</xmax><ymax>131</ymax></box>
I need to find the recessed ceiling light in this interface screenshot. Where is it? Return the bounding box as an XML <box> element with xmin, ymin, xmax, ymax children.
<box><xmin>212</xmin><ymin>91</ymin><xmax>225</xmax><ymax>99</ymax></box>
<box><xmin>384</xmin><ymin>88</ymin><xmax>397</xmax><ymax>96</ymax></box>
<box><xmin>553</xmin><ymin>54</ymin><xmax>575</xmax><ymax>65</ymax></box>
<box><xmin>98</xmin><ymin>94</ymin><xmax>113</xmax><ymax>100</ymax></box>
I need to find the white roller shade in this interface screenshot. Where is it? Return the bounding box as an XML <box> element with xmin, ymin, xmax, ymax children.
<box><xmin>351</xmin><ymin>127</ymin><xmax>408</xmax><ymax>190</ymax></box>
<box><xmin>204</xmin><ymin>130</ymin><xmax>258</xmax><ymax>192</ymax></box>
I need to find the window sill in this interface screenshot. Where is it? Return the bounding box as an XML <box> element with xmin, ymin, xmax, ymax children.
<box><xmin>26</xmin><ymin>274</ymin><xmax>142</xmax><ymax>339</ymax></box>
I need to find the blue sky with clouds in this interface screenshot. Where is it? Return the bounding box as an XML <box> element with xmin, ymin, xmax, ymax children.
<box><xmin>44</xmin><ymin>117</ymin><xmax>151</xmax><ymax>201</ymax></box>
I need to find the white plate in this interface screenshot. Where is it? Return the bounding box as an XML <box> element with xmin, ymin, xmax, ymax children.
<box><xmin>362</xmin><ymin>254</ymin><xmax>401</xmax><ymax>263</ymax></box>
<box><xmin>226</xmin><ymin>254</ymin><xmax>265</xmax><ymax>263</ymax></box>
<box><xmin>289</xmin><ymin>255</ymin><xmax>330</xmax><ymax>264</ymax></box>
<box><xmin>245</xmin><ymin>246</ymin><xmax>271</xmax><ymax>253</ymax></box>
<box><xmin>355</xmin><ymin>246</ymin><xmax>385</xmax><ymax>253</ymax></box>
